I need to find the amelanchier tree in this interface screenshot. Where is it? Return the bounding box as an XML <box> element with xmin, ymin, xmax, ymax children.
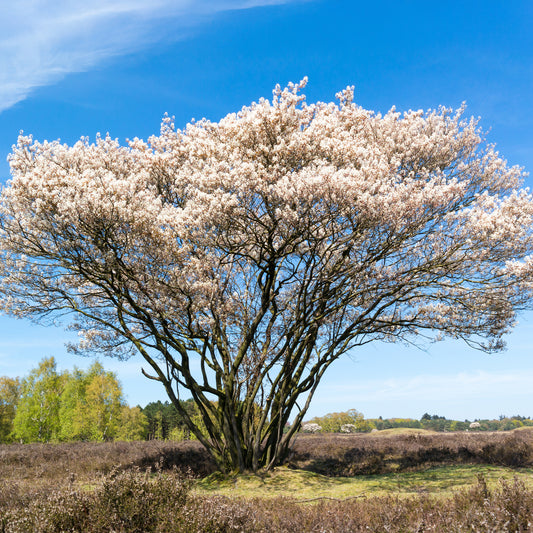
<box><xmin>1</xmin><ymin>80</ymin><xmax>533</xmax><ymax>471</ymax></box>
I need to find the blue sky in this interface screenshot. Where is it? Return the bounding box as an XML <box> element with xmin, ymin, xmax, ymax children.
<box><xmin>1</xmin><ymin>0</ymin><xmax>532</xmax><ymax>421</ymax></box>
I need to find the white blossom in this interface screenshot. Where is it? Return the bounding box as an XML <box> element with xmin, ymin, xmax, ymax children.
<box><xmin>302</xmin><ymin>423</ymin><xmax>322</xmax><ymax>433</ymax></box>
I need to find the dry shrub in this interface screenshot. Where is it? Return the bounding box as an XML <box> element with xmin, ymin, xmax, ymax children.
<box><xmin>2</xmin><ymin>474</ymin><xmax>533</xmax><ymax>532</ymax></box>
<box><xmin>0</xmin><ymin>439</ymin><xmax>215</xmax><ymax>484</ymax></box>
<box><xmin>288</xmin><ymin>430</ymin><xmax>533</xmax><ymax>475</ymax></box>
<box><xmin>2</xmin><ymin>433</ymin><xmax>533</xmax><ymax>531</ymax></box>
<box><xmin>179</xmin><ymin>477</ymin><xmax>533</xmax><ymax>532</ymax></box>
<box><xmin>2</xmin><ymin>430</ymin><xmax>531</xmax><ymax>485</ymax></box>
<box><xmin>0</xmin><ymin>467</ymin><xmax>191</xmax><ymax>533</ymax></box>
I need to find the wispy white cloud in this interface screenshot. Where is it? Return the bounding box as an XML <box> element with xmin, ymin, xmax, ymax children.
<box><xmin>322</xmin><ymin>369</ymin><xmax>533</xmax><ymax>401</ymax></box>
<box><xmin>0</xmin><ymin>0</ymin><xmax>302</xmax><ymax>113</ymax></box>
<box><xmin>328</xmin><ymin>369</ymin><xmax>533</xmax><ymax>399</ymax></box>
<box><xmin>309</xmin><ymin>368</ymin><xmax>533</xmax><ymax>420</ymax></box>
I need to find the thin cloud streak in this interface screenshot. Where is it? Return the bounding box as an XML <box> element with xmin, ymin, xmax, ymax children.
<box><xmin>320</xmin><ymin>370</ymin><xmax>533</xmax><ymax>403</ymax></box>
<box><xmin>0</xmin><ymin>0</ymin><xmax>303</xmax><ymax>113</ymax></box>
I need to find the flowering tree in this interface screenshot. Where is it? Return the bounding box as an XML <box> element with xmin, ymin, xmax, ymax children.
<box><xmin>1</xmin><ymin>79</ymin><xmax>533</xmax><ymax>471</ymax></box>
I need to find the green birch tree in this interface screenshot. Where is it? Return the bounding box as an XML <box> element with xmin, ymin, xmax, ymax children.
<box><xmin>59</xmin><ymin>361</ymin><xmax>126</xmax><ymax>441</ymax></box>
<box><xmin>116</xmin><ymin>405</ymin><xmax>148</xmax><ymax>441</ymax></box>
<box><xmin>12</xmin><ymin>357</ymin><xmax>64</xmax><ymax>442</ymax></box>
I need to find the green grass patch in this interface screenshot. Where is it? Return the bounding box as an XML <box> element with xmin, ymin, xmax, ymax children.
<box><xmin>195</xmin><ymin>465</ymin><xmax>533</xmax><ymax>500</ymax></box>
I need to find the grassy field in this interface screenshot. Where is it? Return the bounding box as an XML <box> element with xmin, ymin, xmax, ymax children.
<box><xmin>196</xmin><ymin>464</ymin><xmax>533</xmax><ymax>500</ymax></box>
<box><xmin>3</xmin><ymin>429</ymin><xmax>533</xmax><ymax>531</ymax></box>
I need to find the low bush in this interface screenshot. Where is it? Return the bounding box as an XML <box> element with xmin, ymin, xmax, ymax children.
<box><xmin>288</xmin><ymin>429</ymin><xmax>533</xmax><ymax>475</ymax></box>
<box><xmin>2</xmin><ymin>431</ymin><xmax>533</xmax><ymax>531</ymax></box>
<box><xmin>0</xmin><ymin>439</ymin><xmax>216</xmax><ymax>484</ymax></box>
<box><xmin>1</xmin><ymin>473</ymin><xmax>533</xmax><ymax>532</ymax></box>
<box><xmin>0</xmin><ymin>467</ymin><xmax>191</xmax><ymax>533</ymax></box>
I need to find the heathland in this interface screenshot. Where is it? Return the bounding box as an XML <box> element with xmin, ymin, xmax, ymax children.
<box><xmin>2</xmin><ymin>429</ymin><xmax>533</xmax><ymax>531</ymax></box>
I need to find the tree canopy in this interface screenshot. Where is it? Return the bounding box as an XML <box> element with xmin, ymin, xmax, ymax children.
<box><xmin>8</xmin><ymin>357</ymin><xmax>146</xmax><ymax>443</ymax></box>
<box><xmin>12</xmin><ymin>357</ymin><xmax>63</xmax><ymax>442</ymax></box>
<box><xmin>1</xmin><ymin>79</ymin><xmax>532</xmax><ymax>471</ymax></box>
<box><xmin>0</xmin><ymin>376</ymin><xmax>21</xmax><ymax>442</ymax></box>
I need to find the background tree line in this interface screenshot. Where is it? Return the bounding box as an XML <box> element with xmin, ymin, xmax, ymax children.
<box><xmin>3</xmin><ymin>358</ymin><xmax>531</xmax><ymax>444</ymax></box>
<box><xmin>0</xmin><ymin>357</ymin><xmax>145</xmax><ymax>442</ymax></box>
<box><xmin>304</xmin><ymin>411</ymin><xmax>533</xmax><ymax>434</ymax></box>
<box><xmin>0</xmin><ymin>357</ymin><xmax>206</xmax><ymax>443</ymax></box>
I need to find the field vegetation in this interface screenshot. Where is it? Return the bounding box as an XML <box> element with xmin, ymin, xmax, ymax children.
<box><xmin>2</xmin><ymin>429</ymin><xmax>533</xmax><ymax>531</ymax></box>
